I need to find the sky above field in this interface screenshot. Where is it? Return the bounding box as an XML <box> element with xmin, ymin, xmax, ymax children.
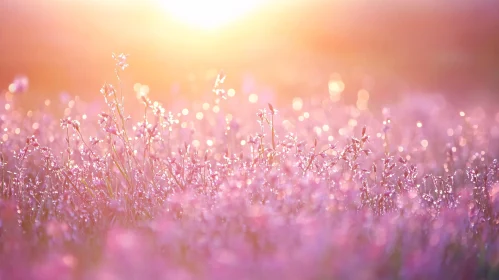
<box><xmin>1</xmin><ymin>0</ymin><xmax>499</xmax><ymax>108</ymax></box>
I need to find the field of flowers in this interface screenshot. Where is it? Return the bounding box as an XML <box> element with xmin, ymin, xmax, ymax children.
<box><xmin>0</xmin><ymin>54</ymin><xmax>498</xmax><ymax>280</ymax></box>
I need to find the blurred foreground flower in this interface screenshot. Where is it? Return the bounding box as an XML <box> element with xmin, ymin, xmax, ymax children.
<box><xmin>8</xmin><ymin>75</ymin><xmax>29</xmax><ymax>94</ymax></box>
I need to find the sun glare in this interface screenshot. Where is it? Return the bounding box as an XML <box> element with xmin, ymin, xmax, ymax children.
<box><xmin>159</xmin><ymin>0</ymin><xmax>264</xmax><ymax>29</ymax></box>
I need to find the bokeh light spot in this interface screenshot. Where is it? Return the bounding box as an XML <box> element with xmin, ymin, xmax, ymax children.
<box><xmin>249</xmin><ymin>93</ymin><xmax>258</xmax><ymax>103</ymax></box>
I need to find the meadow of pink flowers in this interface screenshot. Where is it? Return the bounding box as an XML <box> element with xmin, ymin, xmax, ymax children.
<box><xmin>0</xmin><ymin>54</ymin><xmax>498</xmax><ymax>280</ymax></box>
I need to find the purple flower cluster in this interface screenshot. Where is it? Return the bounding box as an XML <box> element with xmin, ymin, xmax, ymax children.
<box><xmin>0</xmin><ymin>55</ymin><xmax>498</xmax><ymax>279</ymax></box>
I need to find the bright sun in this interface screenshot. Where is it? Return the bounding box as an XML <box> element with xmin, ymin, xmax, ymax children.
<box><xmin>159</xmin><ymin>0</ymin><xmax>264</xmax><ymax>29</ymax></box>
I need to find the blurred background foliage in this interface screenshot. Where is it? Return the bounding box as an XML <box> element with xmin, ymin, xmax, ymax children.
<box><xmin>1</xmin><ymin>0</ymin><xmax>499</xmax><ymax>110</ymax></box>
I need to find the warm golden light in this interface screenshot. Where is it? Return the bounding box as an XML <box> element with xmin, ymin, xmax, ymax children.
<box><xmin>160</xmin><ymin>0</ymin><xmax>264</xmax><ymax>29</ymax></box>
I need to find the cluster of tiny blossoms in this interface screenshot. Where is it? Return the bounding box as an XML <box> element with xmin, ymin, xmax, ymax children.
<box><xmin>0</xmin><ymin>54</ymin><xmax>499</xmax><ymax>280</ymax></box>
